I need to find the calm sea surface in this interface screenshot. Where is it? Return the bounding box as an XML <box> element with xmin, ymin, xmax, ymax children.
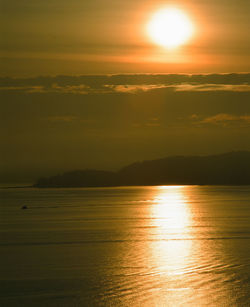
<box><xmin>1</xmin><ymin>186</ymin><xmax>250</xmax><ymax>306</ymax></box>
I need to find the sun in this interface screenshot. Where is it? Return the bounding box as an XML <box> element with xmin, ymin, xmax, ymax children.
<box><xmin>147</xmin><ymin>8</ymin><xmax>194</xmax><ymax>49</ymax></box>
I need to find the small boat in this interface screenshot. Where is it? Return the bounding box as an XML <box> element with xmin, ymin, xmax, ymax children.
<box><xmin>21</xmin><ymin>205</ymin><xmax>28</xmax><ymax>210</ymax></box>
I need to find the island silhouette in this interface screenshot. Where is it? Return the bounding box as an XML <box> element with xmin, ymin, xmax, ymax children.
<box><xmin>34</xmin><ymin>151</ymin><xmax>250</xmax><ymax>188</ymax></box>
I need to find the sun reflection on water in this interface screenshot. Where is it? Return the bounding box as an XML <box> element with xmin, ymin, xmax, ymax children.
<box><xmin>148</xmin><ymin>185</ymin><xmax>194</xmax><ymax>292</ymax></box>
<box><xmin>151</xmin><ymin>185</ymin><xmax>191</xmax><ymax>231</ymax></box>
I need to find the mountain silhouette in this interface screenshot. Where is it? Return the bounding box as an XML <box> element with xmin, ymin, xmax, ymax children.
<box><xmin>34</xmin><ymin>151</ymin><xmax>250</xmax><ymax>187</ymax></box>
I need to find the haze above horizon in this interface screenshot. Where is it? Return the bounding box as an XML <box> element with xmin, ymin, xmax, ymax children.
<box><xmin>1</xmin><ymin>0</ymin><xmax>250</xmax><ymax>76</ymax></box>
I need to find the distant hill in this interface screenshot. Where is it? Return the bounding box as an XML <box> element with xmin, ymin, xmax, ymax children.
<box><xmin>34</xmin><ymin>151</ymin><xmax>250</xmax><ymax>187</ymax></box>
<box><xmin>35</xmin><ymin>170</ymin><xmax>117</xmax><ymax>188</ymax></box>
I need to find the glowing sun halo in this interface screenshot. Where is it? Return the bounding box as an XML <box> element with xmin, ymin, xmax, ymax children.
<box><xmin>147</xmin><ymin>8</ymin><xmax>194</xmax><ymax>49</ymax></box>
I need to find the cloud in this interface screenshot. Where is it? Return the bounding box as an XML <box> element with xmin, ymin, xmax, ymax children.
<box><xmin>194</xmin><ymin>113</ymin><xmax>250</xmax><ymax>126</ymax></box>
<box><xmin>1</xmin><ymin>73</ymin><xmax>250</xmax><ymax>95</ymax></box>
<box><xmin>105</xmin><ymin>84</ymin><xmax>170</xmax><ymax>93</ymax></box>
<box><xmin>0</xmin><ymin>85</ymin><xmax>45</xmax><ymax>93</ymax></box>
<box><xmin>2</xmin><ymin>83</ymin><xmax>250</xmax><ymax>94</ymax></box>
<box><xmin>174</xmin><ymin>84</ymin><xmax>250</xmax><ymax>92</ymax></box>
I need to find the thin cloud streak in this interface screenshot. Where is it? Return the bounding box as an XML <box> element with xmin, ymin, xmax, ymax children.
<box><xmin>191</xmin><ymin>113</ymin><xmax>250</xmax><ymax>127</ymax></box>
<box><xmin>201</xmin><ymin>113</ymin><xmax>250</xmax><ymax>125</ymax></box>
<box><xmin>174</xmin><ymin>84</ymin><xmax>250</xmax><ymax>92</ymax></box>
<box><xmin>1</xmin><ymin>73</ymin><xmax>250</xmax><ymax>94</ymax></box>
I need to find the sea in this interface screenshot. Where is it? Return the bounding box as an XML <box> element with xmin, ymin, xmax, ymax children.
<box><xmin>0</xmin><ymin>185</ymin><xmax>250</xmax><ymax>306</ymax></box>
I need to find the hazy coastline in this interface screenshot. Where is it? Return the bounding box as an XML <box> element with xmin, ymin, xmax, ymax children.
<box><xmin>33</xmin><ymin>151</ymin><xmax>250</xmax><ymax>188</ymax></box>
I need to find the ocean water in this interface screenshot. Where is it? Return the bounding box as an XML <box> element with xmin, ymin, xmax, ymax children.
<box><xmin>0</xmin><ymin>185</ymin><xmax>250</xmax><ymax>306</ymax></box>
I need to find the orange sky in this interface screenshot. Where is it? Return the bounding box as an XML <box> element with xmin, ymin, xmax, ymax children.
<box><xmin>1</xmin><ymin>0</ymin><xmax>250</xmax><ymax>75</ymax></box>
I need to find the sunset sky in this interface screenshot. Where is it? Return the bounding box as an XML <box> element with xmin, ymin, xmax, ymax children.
<box><xmin>0</xmin><ymin>1</ymin><xmax>250</xmax><ymax>183</ymax></box>
<box><xmin>1</xmin><ymin>5</ymin><xmax>250</xmax><ymax>307</ymax></box>
<box><xmin>1</xmin><ymin>0</ymin><xmax>250</xmax><ymax>75</ymax></box>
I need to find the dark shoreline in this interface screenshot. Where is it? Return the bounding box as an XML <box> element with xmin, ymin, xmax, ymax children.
<box><xmin>2</xmin><ymin>152</ymin><xmax>250</xmax><ymax>189</ymax></box>
<box><xmin>34</xmin><ymin>151</ymin><xmax>250</xmax><ymax>188</ymax></box>
<box><xmin>2</xmin><ymin>184</ymin><xmax>250</xmax><ymax>190</ymax></box>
